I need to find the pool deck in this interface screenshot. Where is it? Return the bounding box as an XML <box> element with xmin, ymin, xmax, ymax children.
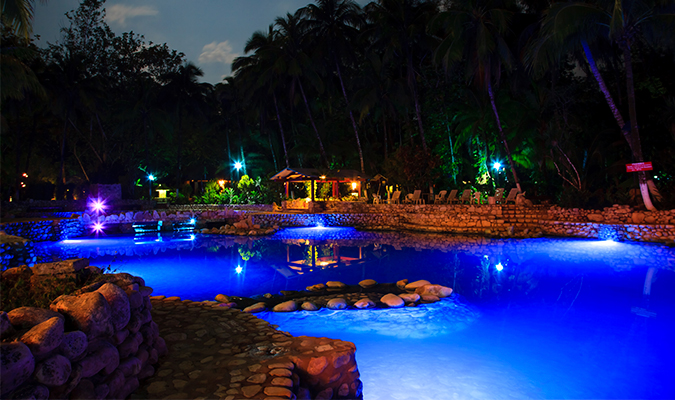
<box><xmin>133</xmin><ymin>297</ymin><xmax>361</xmax><ymax>400</ymax></box>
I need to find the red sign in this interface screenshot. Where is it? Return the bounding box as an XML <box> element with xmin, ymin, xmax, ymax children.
<box><xmin>626</xmin><ymin>162</ymin><xmax>653</xmax><ymax>172</ymax></box>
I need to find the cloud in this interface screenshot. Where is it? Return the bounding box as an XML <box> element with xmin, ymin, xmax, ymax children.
<box><xmin>106</xmin><ymin>4</ymin><xmax>158</xmax><ymax>26</ymax></box>
<box><xmin>199</xmin><ymin>41</ymin><xmax>239</xmax><ymax>65</ymax></box>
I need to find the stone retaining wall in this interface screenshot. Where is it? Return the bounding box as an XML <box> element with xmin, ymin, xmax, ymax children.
<box><xmin>0</xmin><ymin>261</ymin><xmax>166</xmax><ymax>399</ymax></box>
<box><xmin>0</xmin><ymin>219</ymin><xmax>84</xmax><ymax>243</ymax></box>
<box><xmin>1</xmin><ymin>234</ymin><xmax>36</xmax><ymax>270</ymax></box>
<box><xmin>2</xmin><ymin>202</ymin><xmax>674</xmax><ymax>244</ymax></box>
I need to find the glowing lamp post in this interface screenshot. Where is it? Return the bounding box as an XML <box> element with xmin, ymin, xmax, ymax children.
<box><xmin>492</xmin><ymin>162</ymin><xmax>502</xmax><ymax>170</ymax></box>
<box><xmin>148</xmin><ymin>174</ymin><xmax>155</xmax><ymax>199</ymax></box>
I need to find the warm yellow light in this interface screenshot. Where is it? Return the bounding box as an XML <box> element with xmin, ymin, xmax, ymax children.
<box><xmin>320</xmin><ymin>175</ymin><xmax>326</xmax><ymax>180</ymax></box>
<box><xmin>351</xmin><ymin>182</ymin><xmax>357</xmax><ymax>190</ymax></box>
<box><xmin>22</xmin><ymin>173</ymin><xmax>28</xmax><ymax>178</ymax></box>
<box><xmin>158</xmin><ymin>189</ymin><xmax>168</xmax><ymax>199</ymax></box>
<box><xmin>218</xmin><ymin>180</ymin><xmax>226</xmax><ymax>187</ymax></box>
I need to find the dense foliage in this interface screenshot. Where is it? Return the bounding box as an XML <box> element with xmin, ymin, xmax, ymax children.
<box><xmin>2</xmin><ymin>0</ymin><xmax>674</xmax><ymax>208</ymax></box>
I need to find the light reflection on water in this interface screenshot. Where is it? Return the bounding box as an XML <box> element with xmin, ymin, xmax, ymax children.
<box><xmin>35</xmin><ymin>228</ymin><xmax>675</xmax><ymax>399</ymax></box>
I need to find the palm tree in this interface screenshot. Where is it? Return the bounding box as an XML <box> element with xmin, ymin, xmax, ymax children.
<box><xmin>528</xmin><ymin>0</ymin><xmax>674</xmax><ymax>210</ymax></box>
<box><xmin>275</xmin><ymin>12</ymin><xmax>330</xmax><ymax>168</ymax></box>
<box><xmin>364</xmin><ymin>0</ymin><xmax>438</xmax><ymax>151</ymax></box>
<box><xmin>431</xmin><ymin>0</ymin><xmax>523</xmax><ymax>192</ymax></box>
<box><xmin>300</xmin><ymin>0</ymin><xmax>367</xmax><ymax>174</ymax></box>
<box><xmin>232</xmin><ymin>26</ymin><xmax>293</xmax><ymax>168</ymax></box>
<box><xmin>1</xmin><ymin>0</ymin><xmax>40</xmax><ymax>41</ymax></box>
<box><xmin>161</xmin><ymin>62</ymin><xmax>207</xmax><ymax>188</ymax></box>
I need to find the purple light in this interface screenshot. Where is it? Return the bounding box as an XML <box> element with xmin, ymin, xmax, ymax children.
<box><xmin>89</xmin><ymin>198</ymin><xmax>106</xmax><ymax>213</ymax></box>
<box><xmin>92</xmin><ymin>222</ymin><xmax>104</xmax><ymax>233</ymax></box>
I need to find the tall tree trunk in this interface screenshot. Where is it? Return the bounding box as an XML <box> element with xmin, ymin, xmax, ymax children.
<box><xmin>487</xmin><ymin>82</ymin><xmax>522</xmax><ymax>193</ymax></box>
<box><xmin>225</xmin><ymin>123</ymin><xmax>233</xmax><ymax>181</ymax></box>
<box><xmin>298</xmin><ymin>80</ymin><xmax>329</xmax><ymax>168</ymax></box>
<box><xmin>334</xmin><ymin>55</ymin><xmax>365</xmax><ymax>174</ymax></box>
<box><xmin>272</xmin><ymin>92</ymin><xmax>289</xmax><ymax>168</ymax></box>
<box><xmin>622</xmin><ymin>42</ymin><xmax>655</xmax><ymax>211</ymax></box>
<box><xmin>581</xmin><ymin>40</ymin><xmax>633</xmax><ymax>150</ymax></box>
<box><xmin>261</xmin><ymin>108</ymin><xmax>278</xmax><ymax>171</ymax></box>
<box><xmin>582</xmin><ymin>39</ymin><xmax>655</xmax><ymax>210</ymax></box>
<box><xmin>383</xmin><ymin>115</ymin><xmax>388</xmax><ymax>160</ymax></box>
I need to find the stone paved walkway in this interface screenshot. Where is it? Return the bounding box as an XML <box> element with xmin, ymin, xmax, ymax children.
<box><xmin>132</xmin><ymin>297</ymin><xmax>362</xmax><ymax>400</ymax></box>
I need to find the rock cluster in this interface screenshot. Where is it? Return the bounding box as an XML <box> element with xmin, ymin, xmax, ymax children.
<box><xmin>200</xmin><ymin>217</ymin><xmax>279</xmax><ymax>236</ymax></box>
<box><xmin>0</xmin><ymin>262</ymin><xmax>165</xmax><ymax>399</ymax></box>
<box><xmin>215</xmin><ymin>278</ymin><xmax>454</xmax><ymax>314</ymax></box>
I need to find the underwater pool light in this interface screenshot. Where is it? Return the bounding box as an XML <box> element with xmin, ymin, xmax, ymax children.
<box><xmin>235</xmin><ymin>265</ymin><xmax>243</xmax><ymax>274</ymax></box>
<box><xmin>89</xmin><ymin>198</ymin><xmax>106</xmax><ymax>213</ymax></box>
<box><xmin>189</xmin><ymin>218</ymin><xmax>196</xmax><ymax>225</ymax></box>
<box><xmin>92</xmin><ymin>222</ymin><xmax>104</xmax><ymax>233</ymax></box>
<box><xmin>495</xmin><ymin>262</ymin><xmax>504</xmax><ymax>271</ymax></box>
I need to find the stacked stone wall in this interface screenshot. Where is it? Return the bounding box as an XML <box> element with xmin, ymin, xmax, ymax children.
<box><xmin>0</xmin><ymin>219</ymin><xmax>84</xmax><ymax>243</ymax></box>
<box><xmin>1</xmin><ymin>234</ymin><xmax>37</xmax><ymax>269</ymax></box>
<box><xmin>0</xmin><ymin>262</ymin><xmax>166</xmax><ymax>399</ymax></box>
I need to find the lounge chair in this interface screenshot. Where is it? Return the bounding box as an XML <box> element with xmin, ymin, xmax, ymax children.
<box><xmin>405</xmin><ymin>189</ymin><xmax>422</xmax><ymax>204</ymax></box>
<box><xmin>434</xmin><ymin>190</ymin><xmax>448</xmax><ymax>204</ymax></box>
<box><xmin>494</xmin><ymin>188</ymin><xmax>505</xmax><ymax>204</ymax></box>
<box><xmin>447</xmin><ymin>189</ymin><xmax>459</xmax><ymax>204</ymax></box>
<box><xmin>458</xmin><ymin>189</ymin><xmax>472</xmax><ymax>204</ymax></box>
<box><xmin>472</xmin><ymin>191</ymin><xmax>482</xmax><ymax>205</ymax></box>
<box><xmin>409</xmin><ymin>189</ymin><xmax>423</xmax><ymax>204</ymax></box>
<box><xmin>505</xmin><ymin>188</ymin><xmax>520</xmax><ymax>204</ymax></box>
<box><xmin>386</xmin><ymin>191</ymin><xmax>401</xmax><ymax>204</ymax></box>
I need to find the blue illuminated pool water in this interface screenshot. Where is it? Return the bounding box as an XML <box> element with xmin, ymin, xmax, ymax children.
<box><xmin>35</xmin><ymin>228</ymin><xmax>675</xmax><ymax>399</ymax></box>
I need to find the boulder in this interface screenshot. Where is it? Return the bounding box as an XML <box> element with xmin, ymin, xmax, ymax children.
<box><xmin>358</xmin><ymin>279</ymin><xmax>377</xmax><ymax>288</ymax></box>
<box><xmin>421</xmin><ymin>294</ymin><xmax>440</xmax><ymax>303</ymax></box>
<box><xmin>215</xmin><ymin>294</ymin><xmax>230</xmax><ymax>303</ymax></box>
<box><xmin>243</xmin><ymin>302</ymin><xmax>267</xmax><ymax>313</ymax></box>
<box><xmin>95</xmin><ymin>283</ymin><xmax>131</xmax><ymax>331</ymax></box>
<box><xmin>273</xmin><ymin>301</ymin><xmax>297</xmax><ymax>312</ymax></box>
<box><xmin>404</xmin><ymin>280</ymin><xmax>430</xmax><ymax>291</ymax></box>
<box><xmin>326</xmin><ymin>298</ymin><xmax>347</xmax><ymax>310</ymax></box>
<box><xmin>396</xmin><ymin>279</ymin><xmax>408</xmax><ymax>289</ymax></box>
<box><xmin>50</xmin><ymin>292</ymin><xmax>114</xmax><ymax>339</ymax></box>
<box><xmin>354</xmin><ymin>299</ymin><xmax>375</xmax><ymax>309</ymax></box>
<box><xmin>399</xmin><ymin>293</ymin><xmax>420</xmax><ymax>303</ymax></box>
<box><xmin>587</xmin><ymin>213</ymin><xmax>604</xmax><ymax>223</ymax></box>
<box><xmin>306</xmin><ymin>284</ymin><xmax>326</xmax><ymax>292</ymax></box>
<box><xmin>78</xmin><ymin>341</ymin><xmax>119</xmax><ymax>378</ymax></box>
<box><xmin>631</xmin><ymin>211</ymin><xmax>645</xmax><ymax>224</ymax></box>
<box><xmin>34</xmin><ymin>354</ymin><xmax>71</xmax><ymax>387</ymax></box>
<box><xmin>1</xmin><ymin>265</ymin><xmax>33</xmax><ymax>280</ymax></box>
<box><xmin>6</xmin><ymin>384</ymin><xmax>49</xmax><ymax>400</ymax></box>
<box><xmin>7</xmin><ymin>307</ymin><xmax>64</xmax><ymax>330</ymax></box>
<box><xmin>59</xmin><ymin>331</ymin><xmax>88</xmax><ymax>360</ymax></box>
<box><xmin>0</xmin><ymin>342</ymin><xmax>34</xmax><ymax>396</ymax></box>
<box><xmin>20</xmin><ymin>317</ymin><xmax>64</xmax><ymax>358</ymax></box>
<box><xmin>301</xmin><ymin>302</ymin><xmax>319</xmax><ymax>311</ymax></box>
<box><xmin>31</xmin><ymin>259</ymin><xmax>89</xmax><ymax>276</ymax></box>
<box><xmin>325</xmin><ymin>281</ymin><xmax>346</xmax><ymax>290</ymax></box>
<box><xmin>380</xmin><ymin>294</ymin><xmax>404</xmax><ymax>308</ymax></box>
<box><xmin>0</xmin><ymin>311</ymin><xmax>14</xmax><ymax>339</ymax></box>
<box><xmin>414</xmin><ymin>284</ymin><xmax>453</xmax><ymax>298</ymax></box>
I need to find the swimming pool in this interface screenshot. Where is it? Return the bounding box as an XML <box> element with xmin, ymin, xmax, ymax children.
<box><xmin>35</xmin><ymin>228</ymin><xmax>675</xmax><ymax>399</ymax></box>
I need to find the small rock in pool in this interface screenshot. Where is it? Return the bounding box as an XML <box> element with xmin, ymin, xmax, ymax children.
<box><xmin>326</xmin><ymin>298</ymin><xmax>347</xmax><ymax>310</ymax></box>
<box><xmin>405</xmin><ymin>280</ymin><xmax>430</xmax><ymax>291</ymax></box>
<box><xmin>301</xmin><ymin>302</ymin><xmax>319</xmax><ymax>311</ymax></box>
<box><xmin>358</xmin><ymin>279</ymin><xmax>377</xmax><ymax>288</ymax></box>
<box><xmin>244</xmin><ymin>302</ymin><xmax>267</xmax><ymax>313</ymax></box>
<box><xmin>306</xmin><ymin>284</ymin><xmax>326</xmax><ymax>292</ymax></box>
<box><xmin>399</xmin><ymin>293</ymin><xmax>420</xmax><ymax>303</ymax></box>
<box><xmin>326</xmin><ymin>281</ymin><xmax>346</xmax><ymax>290</ymax></box>
<box><xmin>396</xmin><ymin>279</ymin><xmax>408</xmax><ymax>289</ymax></box>
<box><xmin>273</xmin><ymin>300</ymin><xmax>297</xmax><ymax>312</ymax></box>
<box><xmin>354</xmin><ymin>299</ymin><xmax>375</xmax><ymax>309</ymax></box>
<box><xmin>215</xmin><ymin>294</ymin><xmax>230</xmax><ymax>303</ymax></box>
<box><xmin>380</xmin><ymin>293</ymin><xmax>404</xmax><ymax>308</ymax></box>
